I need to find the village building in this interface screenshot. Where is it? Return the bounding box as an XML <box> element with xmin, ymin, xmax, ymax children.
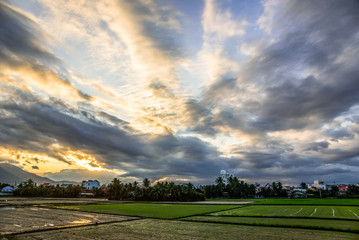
<box><xmin>312</xmin><ymin>180</ymin><xmax>326</xmax><ymax>190</ymax></box>
<box><xmin>82</xmin><ymin>180</ymin><xmax>100</xmax><ymax>190</ymax></box>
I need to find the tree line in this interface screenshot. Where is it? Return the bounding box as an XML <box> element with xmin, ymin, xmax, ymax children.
<box><xmin>9</xmin><ymin>178</ymin><xmax>205</xmax><ymax>201</ymax></box>
<box><xmin>13</xmin><ymin>179</ymin><xmax>83</xmax><ymax>198</ymax></box>
<box><xmin>5</xmin><ymin>177</ymin><xmax>359</xmax><ymax>200</ymax></box>
<box><xmin>107</xmin><ymin>178</ymin><xmax>204</xmax><ymax>201</ymax></box>
<box><xmin>202</xmin><ymin>176</ymin><xmax>287</xmax><ymax>198</ymax></box>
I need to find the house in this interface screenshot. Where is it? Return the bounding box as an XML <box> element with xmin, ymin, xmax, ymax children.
<box><xmin>1</xmin><ymin>186</ymin><xmax>14</xmax><ymax>193</ymax></box>
<box><xmin>82</xmin><ymin>180</ymin><xmax>100</xmax><ymax>190</ymax></box>
<box><xmin>293</xmin><ymin>188</ymin><xmax>307</xmax><ymax>193</ymax></box>
<box><xmin>339</xmin><ymin>184</ymin><xmax>348</xmax><ymax>192</ymax></box>
<box><xmin>289</xmin><ymin>190</ymin><xmax>307</xmax><ymax>199</ymax></box>
<box><xmin>0</xmin><ymin>186</ymin><xmax>15</xmax><ymax>196</ymax></box>
<box><xmin>42</xmin><ymin>183</ymin><xmax>51</xmax><ymax>187</ymax></box>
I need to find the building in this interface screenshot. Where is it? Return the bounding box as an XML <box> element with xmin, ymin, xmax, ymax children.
<box><xmin>0</xmin><ymin>186</ymin><xmax>15</xmax><ymax>196</ymax></box>
<box><xmin>293</xmin><ymin>188</ymin><xmax>307</xmax><ymax>193</ymax></box>
<box><xmin>312</xmin><ymin>180</ymin><xmax>326</xmax><ymax>190</ymax></box>
<box><xmin>219</xmin><ymin>170</ymin><xmax>233</xmax><ymax>185</ymax></box>
<box><xmin>289</xmin><ymin>190</ymin><xmax>307</xmax><ymax>199</ymax></box>
<box><xmin>339</xmin><ymin>184</ymin><xmax>348</xmax><ymax>192</ymax></box>
<box><xmin>1</xmin><ymin>186</ymin><xmax>14</xmax><ymax>193</ymax></box>
<box><xmin>82</xmin><ymin>180</ymin><xmax>100</xmax><ymax>190</ymax></box>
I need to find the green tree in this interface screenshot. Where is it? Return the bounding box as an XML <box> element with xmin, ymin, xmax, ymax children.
<box><xmin>300</xmin><ymin>182</ymin><xmax>308</xmax><ymax>189</ymax></box>
<box><xmin>143</xmin><ymin>178</ymin><xmax>151</xmax><ymax>188</ymax></box>
<box><xmin>330</xmin><ymin>185</ymin><xmax>339</xmax><ymax>197</ymax></box>
<box><xmin>108</xmin><ymin>178</ymin><xmax>122</xmax><ymax>200</ymax></box>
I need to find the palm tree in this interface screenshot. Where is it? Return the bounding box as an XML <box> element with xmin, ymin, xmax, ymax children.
<box><xmin>108</xmin><ymin>178</ymin><xmax>122</xmax><ymax>199</ymax></box>
<box><xmin>143</xmin><ymin>178</ymin><xmax>151</xmax><ymax>188</ymax></box>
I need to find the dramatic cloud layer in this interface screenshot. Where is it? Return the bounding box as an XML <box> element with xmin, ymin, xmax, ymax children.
<box><xmin>1</xmin><ymin>0</ymin><xmax>359</xmax><ymax>184</ymax></box>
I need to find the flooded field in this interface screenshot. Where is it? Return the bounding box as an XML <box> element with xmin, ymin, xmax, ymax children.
<box><xmin>0</xmin><ymin>197</ymin><xmax>111</xmax><ymax>206</ymax></box>
<box><xmin>0</xmin><ymin>206</ymin><xmax>139</xmax><ymax>235</ymax></box>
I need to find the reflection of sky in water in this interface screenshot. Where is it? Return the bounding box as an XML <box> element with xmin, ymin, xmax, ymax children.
<box><xmin>0</xmin><ymin>207</ymin><xmax>15</xmax><ymax>210</ymax></box>
<box><xmin>71</xmin><ymin>219</ymin><xmax>92</xmax><ymax>224</ymax></box>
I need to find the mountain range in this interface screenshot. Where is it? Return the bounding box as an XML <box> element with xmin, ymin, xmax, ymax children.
<box><xmin>0</xmin><ymin>163</ymin><xmax>78</xmax><ymax>186</ymax></box>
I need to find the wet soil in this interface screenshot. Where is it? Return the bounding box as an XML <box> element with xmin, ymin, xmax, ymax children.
<box><xmin>0</xmin><ymin>207</ymin><xmax>138</xmax><ymax>235</ymax></box>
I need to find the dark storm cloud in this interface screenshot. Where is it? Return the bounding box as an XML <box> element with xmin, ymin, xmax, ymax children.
<box><xmin>2</xmin><ymin>87</ymin><xmax>358</xmax><ymax>184</ymax></box>
<box><xmin>0</xmin><ymin>1</ymin><xmax>227</xmax><ymax>184</ymax></box>
<box><xmin>190</xmin><ymin>0</ymin><xmax>359</xmax><ymax>134</ymax></box>
<box><xmin>0</xmin><ymin>2</ymin><xmax>57</xmax><ymax>62</ymax></box>
<box><xmin>248</xmin><ymin>0</ymin><xmax>359</xmax><ymax>131</ymax></box>
<box><xmin>0</xmin><ymin>95</ymin><xmax>149</xmax><ymax>161</ymax></box>
<box><xmin>0</xmin><ymin>87</ymin><xmax>232</xmax><ymax>182</ymax></box>
<box><xmin>0</xmin><ymin>2</ymin><xmax>92</xmax><ymax>102</ymax></box>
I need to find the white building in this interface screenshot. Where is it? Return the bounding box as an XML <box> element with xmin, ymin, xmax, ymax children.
<box><xmin>220</xmin><ymin>170</ymin><xmax>233</xmax><ymax>185</ymax></box>
<box><xmin>82</xmin><ymin>180</ymin><xmax>100</xmax><ymax>190</ymax></box>
<box><xmin>312</xmin><ymin>180</ymin><xmax>326</xmax><ymax>190</ymax></box>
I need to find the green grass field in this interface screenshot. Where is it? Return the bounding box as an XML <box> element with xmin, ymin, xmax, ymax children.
<box><xmin>53</xmin><ymin>199</ymin><xmax>359</xmax><ymax>238</ymax></box>
<box><xmin>58</xmin><ymin>203</ymin><xmax>236</xmax><ymax>219</ymax></box>
<box><xmin>252</xmin><ymin>198</ymin><xmax>359</xmax><ymax>205</ymax></box>
<box><xmin>183</xmin><ymin>216</ymin><xmax>359</xmax><ymax>233</ymax></box>
<box><xmin>211</xmin><ymin>205</ymin><xmax>359</xmax><ymax>219</ymax></box>
<box><xmin>207</xmin><ymin>198</ymin><xmax>359</xmax><ymax>205</ymax></box>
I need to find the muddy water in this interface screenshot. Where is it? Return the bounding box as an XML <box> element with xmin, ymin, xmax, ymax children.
<box><xmin>0</xmin><ymin>206</ymin><xmax>138</xmax><ymax>235</ymax></box>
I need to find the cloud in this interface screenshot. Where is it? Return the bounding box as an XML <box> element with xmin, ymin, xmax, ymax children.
<box><xmin>97</xmin><ymin>0</ymin><xmax>183</xmax><ymax>86</ymax></box>
<box><xmin>195</xmin><ymin>0</ymin><xmax>247</xmax><ymax>85</ymax></box>
<box><xmin>2</xmin><ymin>0</ymin><xmax>359</xmax><ymax>185</ymax></box>
<box><xmin>188</xmin><ymin>0</ymin><xmax>359</xmax><ymax>136</ymax></box>
<box><xmin>0</xmin><ymin>2</ymin><xmax>57</xmax><ymax>63</ymax></box>
<box><xmin>0</xmin><ymin>2</ymin><xmax>93</xmax><ymax>103</ymax></box>
<box><xmin>305</xmin><ymin>141</ymin><xmax>330</xmax><ymax>152</ymax></box>
<box><xmin>325</xmin><ymin>128</ymin><xmax>354</xmax><ymax>141</ymax></box>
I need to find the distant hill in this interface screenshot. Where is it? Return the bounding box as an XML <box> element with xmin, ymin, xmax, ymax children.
<box><xmin>0</xmin><ymin>163</ymin><xmax>78</xmax><ymax>186</ymax></box>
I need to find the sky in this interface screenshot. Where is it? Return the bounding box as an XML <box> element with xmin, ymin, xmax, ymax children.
<box><xmin>1</xmin><ymin>0</ymin><xmax>359</xmax><ymax>185</ymax></box>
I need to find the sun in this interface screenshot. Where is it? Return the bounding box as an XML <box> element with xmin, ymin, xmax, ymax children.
<box><xmin>62</xmin><ymin>151</ymin><xmax>105</xmax><ymax>171</ymax></box>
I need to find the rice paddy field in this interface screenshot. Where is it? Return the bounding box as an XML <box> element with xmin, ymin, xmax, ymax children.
<box><xmin>252</xmin><ymin>198</ymin><xmax>359</xmax><ymax>205</ymax></box>
<box><xmin>55</xmin><ymin>200</ymin><xmax>359</xmax><ymax>236</ymax></box>
<box><xmin>2</xmin><ymin>198</ymin><xmax>359</xmax><ymax>239</ymax></box>
<box><xmin>210</xmin><ymin>205</ymin><xmax>359</xmax><ymax>219</ymax></box>
<box><xmin>57</xmin><ymin>203</ymin><xmax>237</xmax><ymax>219</ymax></box>
<box><xmin>207</xmin><ymin>198</ymin><xmax>359</xmax><ymax>205</ymax></box>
